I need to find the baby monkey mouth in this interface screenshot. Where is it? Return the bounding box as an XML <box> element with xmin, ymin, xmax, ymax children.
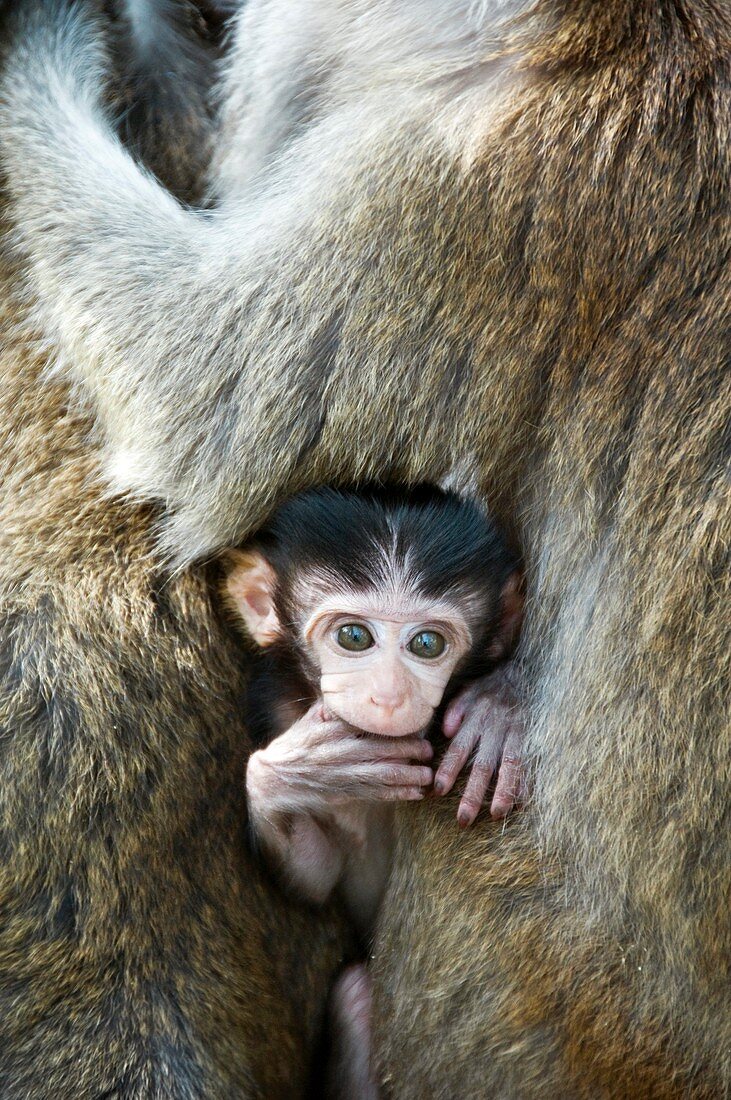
<box><xmin>319</xmin><ymin>702</ymin><xmax>427</xmax><ymax>739</ymax></box>
<box><xmin>346</xmin><ymin>717</ymin><xmax>429</xmax><ymax>739</ymax></box>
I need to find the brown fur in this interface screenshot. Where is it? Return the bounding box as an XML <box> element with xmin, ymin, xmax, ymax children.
<box><xmin>368</xmin><ymin>3</ymin><xmax>731</xmax><ymax>1094</ymax></box>
<box><xmin>0</xmin><ymin>0</ymin><xmax>729</xmax><ymax>1095</ymax></box>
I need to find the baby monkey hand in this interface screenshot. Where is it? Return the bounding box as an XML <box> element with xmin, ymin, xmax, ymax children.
<box><xmin>248</xmin><ymin>702</ymin><xmax>434</xmax><ymax>817</ymax></box>
<box><xmin>433</xmin><ymin>663</ymin><xmax>526</xmax><ymax>827</ymax></box>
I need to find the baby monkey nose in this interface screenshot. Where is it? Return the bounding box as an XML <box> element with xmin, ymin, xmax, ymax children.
<box><xmin>369</xmin><ymin>690</ymin><xmax>406</xmax><ymax>714</ymax></box>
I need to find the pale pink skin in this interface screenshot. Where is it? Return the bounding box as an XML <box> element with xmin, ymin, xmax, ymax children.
<box><xmin>246</xmin><ymin>704</ymin><xmax>434</xmax><ymax>922</ymax></box>
<box><xmin>246</xmin><ymin>664</ymin><xmax>525</xmax><ymax>901</ymax></box>
<box><xmin>248</xmin><ymin>702</ymin><xmax>435</xmax><ymax>813</ymax></box>
<box><xmin>245</xmin><ymin>667</ymin><xmax>524</xmax><ymax>1100</ymax></box>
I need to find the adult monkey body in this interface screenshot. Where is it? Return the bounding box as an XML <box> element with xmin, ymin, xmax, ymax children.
<box><xmin>0</xmin><ymin>1</ymin><xmax>729</xmax><ymax>1099</ymax></box>
<box><xmin>0</xmin><ymin>4</ymin><xmax>350</xmax><ymax>1098</ymax></box>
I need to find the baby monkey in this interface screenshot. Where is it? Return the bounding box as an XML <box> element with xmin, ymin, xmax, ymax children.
<box><xmin>224</xmin><ymin>485</ymin><xmax>525</xmax><ymax>1098</ymax></box>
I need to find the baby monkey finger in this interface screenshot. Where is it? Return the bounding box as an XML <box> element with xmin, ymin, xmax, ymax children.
<box><xmin>433</xmin><ymin>725</ymin><xmax>480</xmax><ymax>796</ymax></box>
<box><xmin>489</xmin><ymin>725</ymin><xmax>525</xmax><ymax>819</ymax></box>
<box><xmin>358</xmin><ymin>735</ymin><xmax>434</xmax><ymax>763</ymax></box>
<box><xmin>456</xmin><ymin>758</ymin><xmax>497</xmax><ymax>828</ymax></box>
<box><xmin>351</xmin><ymin>762</ymin><xmax>433</xmax><ymax>798</ymax></box>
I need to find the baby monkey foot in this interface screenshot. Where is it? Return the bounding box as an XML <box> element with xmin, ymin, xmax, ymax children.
<box><xmin>434</xmin><ymin>662</ymin><xmax>526</xmax><ymax>826</ymax></box>
<box><xmin>327</xmin><ymin>964</ymin><xmax>379</xmax><ymax>1100</ymax></box>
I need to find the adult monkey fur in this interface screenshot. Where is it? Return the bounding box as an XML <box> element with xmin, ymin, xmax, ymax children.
<box><xmin>0</xmin><ymin>4</ymin><xmax>352</xmax><ymax>1099</ymax></box>
<box><xmin>0</xmin><ymin>0</ymin><xmax>730</xmax><ymax>1097</ymax></box>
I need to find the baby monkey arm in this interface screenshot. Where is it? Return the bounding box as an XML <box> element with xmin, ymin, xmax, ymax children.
<box><xmin>246</xmin><ymin>702</ymin><xmax>433</xmax><ymax>903</ymax></box>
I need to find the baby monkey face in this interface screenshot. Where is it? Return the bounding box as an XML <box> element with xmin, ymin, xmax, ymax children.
<box><xmin>223</xmin><ymin>486</ymin><xmax>519</xmax><ymax>743</ymax></box>
<box><xmin>302</xmin><ymin>596</ymin><xmax>473</xmax><ymax>737</ymax></box>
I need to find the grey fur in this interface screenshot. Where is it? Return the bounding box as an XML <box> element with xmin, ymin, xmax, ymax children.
<box><xmin>0</xmin><ymin>0</ymin><xmax>530</xmax><ymax>563</ymax></box>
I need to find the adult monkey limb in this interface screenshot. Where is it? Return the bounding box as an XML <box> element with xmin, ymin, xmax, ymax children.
<box><xmin>0</xmin><ymin>5</ymin><xmax>351</xmax><ymax>1098</ymax></box>
<box><xmin>0</xmin><ymin>0</ymin><xmax>543</xmax><ymax>564</ymax></box>
<box><xmin>1</xmin><ymin>2</ymin><xmax>730</xmax><ymax>1099</ymax></box>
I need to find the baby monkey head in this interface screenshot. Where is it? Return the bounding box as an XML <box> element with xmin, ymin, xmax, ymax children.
<box><xmin>225</xmin><ymin>485</ymin><xmax>521</xmax><ymax>737</ymax></box>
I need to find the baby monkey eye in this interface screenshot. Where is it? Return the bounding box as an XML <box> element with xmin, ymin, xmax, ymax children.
<box><xmin>336</xmin><ymin>623</ymin><xmax>375</xmax><ymax>652</ymax></box>
<box><xmin>408</xmin><ymin>631</ymin><xmax>446</xmax><ymax>659</ymax></box>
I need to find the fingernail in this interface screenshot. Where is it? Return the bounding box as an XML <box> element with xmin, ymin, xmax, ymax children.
<box><xmin>434</xmin><ymin>778</ymin><xmax>444</xmax><ymax>794</ymax></box>
<box><xmin>457</xmin><ymin>810</ymin><xmax>471</xmax><ymax>828</ymax></box>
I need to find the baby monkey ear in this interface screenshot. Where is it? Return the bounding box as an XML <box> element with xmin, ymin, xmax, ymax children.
<box><xmin>223</xmin><ymin>550</ymin><xmax>282</xmax><ymax>647</ymax></box>
<box><xmin>487</xmin><ymin>570</ymin><xmax>525</xmax><ymax>661</ymax></box>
